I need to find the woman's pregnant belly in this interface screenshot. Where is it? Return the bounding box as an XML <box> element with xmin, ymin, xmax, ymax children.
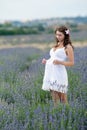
<box><xmin>46</xmin><ymin>57</ymin><xmax>65</xmax><ymax>66</ymax></box>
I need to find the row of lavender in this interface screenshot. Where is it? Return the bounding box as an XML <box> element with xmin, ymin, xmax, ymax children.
<box><xmin>0</xmin><ymin>46</ymin><xmax>87</xmax><ymax>130</ymax></box>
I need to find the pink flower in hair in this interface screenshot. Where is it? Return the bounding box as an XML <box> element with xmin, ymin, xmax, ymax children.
<box><xmin>65</xmin><ymin>29</ymin><xmax>70</xmax><ymax>35</ymax></box>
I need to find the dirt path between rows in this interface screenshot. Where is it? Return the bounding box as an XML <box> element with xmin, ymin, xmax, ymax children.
<box><xmin>0</xmin><ymin>42</ymin><xmax>87</xmax><ymax>50</ymax></box>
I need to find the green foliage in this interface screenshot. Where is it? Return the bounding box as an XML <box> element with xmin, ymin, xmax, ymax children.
<box><xmin>37</xmin><ymin>24</ymin><xmax>45</xmax><ymax>31</ymax></box>
<box><xmin>19</xmin><ymin>62</ymin><xmax>30</xmax><ymax>71</ymax></box>
<box><xmin>71</xmin><ymin>28</ymin><xmax>80</xmax><ymax>32</ymax></box>
<box><xmin>19</xmin><ymin>54</ymin><xmax>40</xmax><ymax>72</ymax></box>
<box><xmin>0</xmin><ymin>110</ymin><xmax>6</xmax><ymax>129</ymax></box>
<box><xmin>0</xmin><ymin>27</ymin><xmax>40</xmax><ymax>35</ymax></box>
<box><xmin>46</xmin><ymin>28</ymin><xmax>54</xmax><ymax>33</ymax></box>
<box><xmin>17</xmin><ymin>107</ymin><xmax>26</xmax><ymax>125</ymax></box>
<box><xmin>2</xmin><ymin>71</ymin><xmax>17</xmax><ymax>85</ymax></box>
<box><xmin>67</xmin><ymin>70</ymin><xmax>82</xmax><ymax>101</ymax></box>
<box><xmin>0</xmin><ymin>85</ymin><xmax>15</xmax><ymax>104</ymax></box>
<box><xmin>0</xmin><ymin>24</ymin><xmax>45</xmax><ymax>35</ymax></box>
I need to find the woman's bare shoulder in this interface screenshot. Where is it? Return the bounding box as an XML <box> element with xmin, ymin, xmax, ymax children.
<box><xmin>65</xmin><ymin>44</ymin><xmax>73</xmax><ymax>50</ymax></box>
<box><xmin>65</xmin><ymin>44</ymin><xmax>74</xmax><ymax>56</ymax></box>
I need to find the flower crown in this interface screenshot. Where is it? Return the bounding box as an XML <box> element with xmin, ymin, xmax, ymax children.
<box><xmin>65</xmin><ymin>29</ymin><xmax>70</xmax><ymax>35</ymax></box>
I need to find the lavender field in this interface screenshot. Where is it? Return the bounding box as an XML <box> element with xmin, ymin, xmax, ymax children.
<box><xmin>0</xmin><ymin>38</ymin><xmax>87</xmax><ymax>130</ymax></box>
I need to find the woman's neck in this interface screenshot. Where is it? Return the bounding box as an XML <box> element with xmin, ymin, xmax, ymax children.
<box><xmin>57</xmin><ymin>42</ymin><xmax>64</xmax><ymax>47</ymax></box>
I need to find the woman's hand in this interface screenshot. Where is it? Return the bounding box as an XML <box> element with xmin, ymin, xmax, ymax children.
<box><xmin>42</xmin><ymin>58</ymin><xmax>47</xmax><ymax>64</ymax></box>
<box><xmin>53</xmin><ymin>60</ymin><xmax>61</xmax><ymax>65</ymax></box>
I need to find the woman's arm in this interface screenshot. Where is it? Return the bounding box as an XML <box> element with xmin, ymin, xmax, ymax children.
<box><xmin>53</xmin><ymin>45</ymin><xmax>74</xmax><ymax>66</ymax></box>
<box><xmin>61</xmin><ymin>45</ymin><xmax>74</xmax><ymax>66</ymax></box>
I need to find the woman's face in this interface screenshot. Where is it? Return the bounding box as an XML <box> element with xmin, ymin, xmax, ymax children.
<box><xmin>55</xmin><ymin>31</ymin><xmax>65</xmax><ymax>42</ymax></box>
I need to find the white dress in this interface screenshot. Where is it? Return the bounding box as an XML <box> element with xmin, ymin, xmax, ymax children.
<box><xmin>42</xmin><ymin>47</ymin><xmax>68</xmax><ymax>93</ymax></box>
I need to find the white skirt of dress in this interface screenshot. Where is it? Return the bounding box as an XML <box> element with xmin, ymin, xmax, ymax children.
<box><xmin>42</xmin><ymin>59</ymin><xmax>68</xmax><ymax>93</ymax></box>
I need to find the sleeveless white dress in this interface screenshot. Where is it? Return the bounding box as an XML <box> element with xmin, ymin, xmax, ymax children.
<box><xmin>42</xmin><ymin>47</ymin><xmax>68</xmax><ymax>93</ymax></box>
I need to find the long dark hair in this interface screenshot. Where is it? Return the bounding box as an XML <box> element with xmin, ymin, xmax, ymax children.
<box><xmin>54</xmin><ymin>26</ymin><xmax>74</xmax><ymax>49</ymax></box>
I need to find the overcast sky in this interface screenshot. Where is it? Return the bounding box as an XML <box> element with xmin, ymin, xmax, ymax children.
<box><xmin>0</xmin><ymin>0</ymin><xmax>87</xmax><ymax>21</ymax></box>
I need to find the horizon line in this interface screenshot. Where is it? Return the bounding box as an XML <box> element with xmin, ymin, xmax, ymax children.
<box><xmin>0</xmin><ymin>15</ymin><xmax>87</xmax><ymax>22</ymax></box>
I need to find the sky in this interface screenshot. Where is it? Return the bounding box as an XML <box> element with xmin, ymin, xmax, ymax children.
<box><xmin>0</xmin><ymin>0</ymin><xmax>87</xmax><ymax>21</ymax></box>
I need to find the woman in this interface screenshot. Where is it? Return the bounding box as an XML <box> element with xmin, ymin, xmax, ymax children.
<box><xmin>42</xmin><ymin>26</ymin><xmax>74</xmax><ymax>106</ymax></box>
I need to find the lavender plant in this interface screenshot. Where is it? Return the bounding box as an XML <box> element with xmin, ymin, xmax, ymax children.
<box><xmin>0</xmin><ymin>46</ymin><xmax>87</xmax><ymax>130</ymax></box>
